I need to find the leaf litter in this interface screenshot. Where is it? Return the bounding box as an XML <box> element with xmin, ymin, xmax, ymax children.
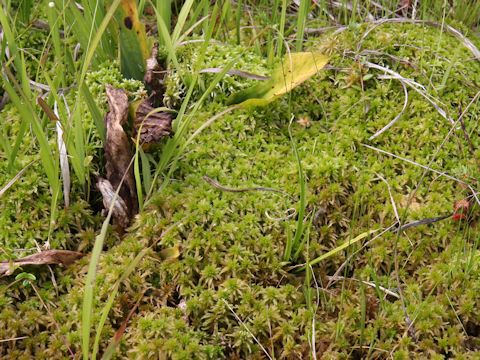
<box><xmin>98</xmin><ymin>85</ymin><xmax>138</xmax><ymax>229</ymax></box>
<box><xmin>0</xmin><ymin>250</ymin><xmax>84</xmax><ymax>276</ymax></box>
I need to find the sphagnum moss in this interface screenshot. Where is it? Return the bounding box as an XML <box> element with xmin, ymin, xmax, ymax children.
<box><xmin>2</xmin><ymin>23</ymin><xmax>480</xmax><ymax>359</ymax></box>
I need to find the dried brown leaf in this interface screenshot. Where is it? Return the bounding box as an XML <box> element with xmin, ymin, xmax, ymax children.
<box><xmin>144</xmin><ymin>43</ymin><xmax>164</xmax><ymax>97</ymax></box>
<box><xmin>0</xmin><ymin>250</ymin><xmax>84</xmax><ymax>276</ymax></box>
<box><xmin>96</xmin><ymin>178</ymin><xmax>130</xmax><ymax>229</ymax></box>
<box><xmin>103</xmin><ymin>85</ymin><xmax>138</xmax><ymax>227</ymax></box>
<box><xmin>399</xmin><ymin>0</ymin><xmax>411</xmax><ymax>8</ymax></box>
<box><xmin>37</xmin><ymin>96</ymin><xmax>58</xmax><ymax>122</ymax></box>
<box><xmin>134</xmin><ymin>99</ymin><xmax>173</xmax><ymax>148</ymax></box>
<box><xmin>366</xmin><ymin>295</ymin><xmax>379</xmax><ymax>320</ymax></box>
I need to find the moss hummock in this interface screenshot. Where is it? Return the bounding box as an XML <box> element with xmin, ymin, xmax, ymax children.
<box><xmin>2</xmin><ymin>23</ymin><xmax>480</xmax><ymax>359</ymax></box>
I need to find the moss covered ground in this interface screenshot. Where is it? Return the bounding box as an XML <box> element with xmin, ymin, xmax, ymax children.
<box><xmin>2</xmin><ymin>22</ymin><xmax>480</xmax><ymax>359</ymax></box>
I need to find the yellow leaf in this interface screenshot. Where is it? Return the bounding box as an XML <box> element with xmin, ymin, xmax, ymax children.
<box><xmin>159</xmin><ymin>245</ymin><xmax>181</xmax><ymax>262</ymax></box>
<box><xmin>227</xmin><ymin>52</ymin><xmax>329</xmax><ymax>107</ymax></box>
<box><xmin>115</xmin><ymin>0</ymin><xmax>150</xmax><ymax>80</ymax></box>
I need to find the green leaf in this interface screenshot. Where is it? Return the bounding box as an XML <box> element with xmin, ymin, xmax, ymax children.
<box><xmin>116</xmin><ymin>0</ymin><xmax>150</xmax><ymax>80</ymax></box>
<box><xmin>15</xmin><ymin>272</ymin><xmax>36</xmax><ymax>282</ymax></box>
<box><xmin>227</xmin><ymin>52</ymin><xmax>329</xmax><ymax>107</ymax></box>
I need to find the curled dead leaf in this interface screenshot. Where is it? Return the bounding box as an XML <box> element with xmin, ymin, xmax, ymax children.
<box><xmin>144</xmin><ymin>42</ymin><xmax>165</xmax><ymax>98</ymax></box>
<box><xmin>0</xmin><ymin>250</ymin><xmax>84</xmax><ymax>276</ymax></box>
<box><xmin>96</xmin><ymin>178</ymin><xmax>130</xmax><ymax>229</ymax></box>
<box><xmin>133</xmin><ymin>99</ymin><xmax>173</xmax><ymax>149</ymax></box>
<box><xmin>102</xmin><ymin>85</ymin><xmax>138</xmax><ymax>227</ymax></box>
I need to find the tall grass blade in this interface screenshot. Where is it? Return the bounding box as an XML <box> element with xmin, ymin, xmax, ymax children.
<box><xmin>139</xmin><ymin>148</ymin><xmax>152</xmax><ymax>196</ymax></box>
<box><xmin>284</xmin><ymin>118</ymin><xmax>306</xmax><ymax>261</ymax></box>
<box><xmin>171</xmin><ymin>0</ymin><xmax>195</xmax><ymax>44</ymax></box>
<box><xmin>2</xmin><ymin>69</ymin><xmax>59</xmax><ymax>193</ymax></box>
<box><xmin>78</xmin><ymin>0</ymin><xmax>122</xmax><ymax>87</ymax></box>
<box><xmin>82</xmin><ymin>84</ymin><xmax>105</xmax><ymax>141</ymax></box>
<box><xmin>156</xmin><ymin>0</ymin><xmax>172</xmax><ymax>46</ymax></box>
<box><xmin>295</xmin><ymin>0</ymin><xmax>310</xmax><ymax>51</ymax></box>
<box><xmin>155</xmin><ymin>6</ymin><xmax>179</xmax><ymax>69</ymax></box>
<box><xmin>81</xmin><ymin>173</ymin><xmax>132</xmax><ymax>358</ymax></box>
<box><xmin>82</xmin><ymin>212</ymin><xmax>112</xmax><ymax>360</ymax></box>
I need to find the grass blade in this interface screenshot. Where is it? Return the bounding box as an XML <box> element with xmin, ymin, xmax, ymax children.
<box><xmin>295</xmin><ymin>0</ymin><xmax>310</xmax><ymax>51</ymax></box>
<box><xmin>82</xmin><ymin>161</ymin><xmax>135</xmax><ymax>359</ymax></box>
<box><xmin>82</xmin><ymin>84</ymin><xmax>105</xmax><ymax>141</ymax></box>
<box><xmin>285</xmin><ymin>117</ymin><xmax>306</xmax><ymax>261</ymax></box>
<box><xmin>171</xmin><ymin>0</ymin><xmax>195</xmax><ymax>44</ymax></box>
<box><xmin>299</xmin><ymin>229</ymin><xmax>379</xmax><ymax>271</ymax></box>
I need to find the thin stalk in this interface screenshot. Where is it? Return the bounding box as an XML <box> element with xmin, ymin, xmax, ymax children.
<box><xmin>285</xmin><ymin>117</ymin><xmax>306</xmax><ymax>261</ymax></box>
<box><xmin>295</xmin><ymin>0</ymin><xmax>309</xmax><ymax>51</ymax></box>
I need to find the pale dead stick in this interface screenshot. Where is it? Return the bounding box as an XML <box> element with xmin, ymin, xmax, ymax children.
<box><xmin>203</xmin><ymin>175</ymin><xmax>290</xmax><ymax>198</ymax></box>
<box><xmin>0</xmin><ymin>161</ymin><xmax>35</xmax><ymax>198</ymax></box>
<box><xmin>362</xmin><ymin>144</ymin><xmax>480</xmax><ymax>207</ymax></box>
<box><xmin>222</xmin><ymin>299</ymin><xmax>273</xmax><ymax>360</ymax></box>
<box><xmin>0</xmin><ymin>336</ymin><xmax>29</xmax><ymax>343</ymax></box>
<box><xmin>369</xmin><ymin>80</ymin><xmax>408</xmax><ymax>140</ymax></box>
